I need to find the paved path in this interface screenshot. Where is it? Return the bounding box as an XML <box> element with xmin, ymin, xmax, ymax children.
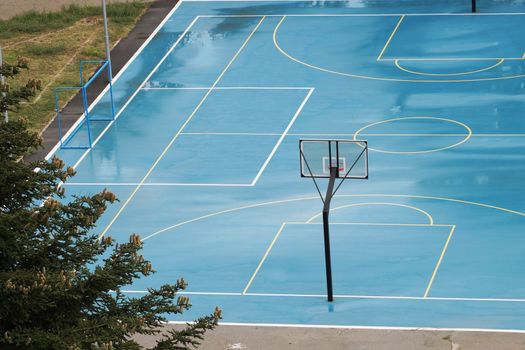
<box><xmin>136</xmin><ymin>324</ymin><xmax>525</xmax><ymax>350</ymax></box>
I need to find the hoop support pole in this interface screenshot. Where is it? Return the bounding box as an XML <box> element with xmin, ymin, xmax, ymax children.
<box><xmin>322</xmin><ymin>166</ymin><xmax>338</xmax><ymax>302</ymax></box>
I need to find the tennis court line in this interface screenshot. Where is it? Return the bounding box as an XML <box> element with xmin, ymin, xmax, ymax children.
<box><xmin>377</xmin><ymin>15</ymin><xmax>404</xmax><ymax>61</ymax></box>
<box><xmin>243</xmin><ymin>223</ymin><xmax>286</xmax><ymax>295</ymax></box>
<box><xmin>98</xmin><ymin>16</ymin><xmax>267</xmax><ymax>239</ymax></box>
<box><xmin>424</xmin><ymin>225</ymin><xmax>456</xmax><ymax>298</ymax></box>
<box><xmin>44</xmin><ymin>0</ymin><xmax>184</xmax><ymax>162</ymax></box>
<box><xmin>251</xmin><ymin>88</ymin><xmax>314</xmax><ymax>186</ymax></box>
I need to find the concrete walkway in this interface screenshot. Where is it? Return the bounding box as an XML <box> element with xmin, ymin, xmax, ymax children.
<box><xmin>136</xmin><ymin>324</ymin><xmax>525</xmax><ymax>350</ymax></box>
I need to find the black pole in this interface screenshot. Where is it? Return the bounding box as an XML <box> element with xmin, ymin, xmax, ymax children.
<box><xmin>322</xmin><ymin>166</ymin><xmax>337</xmax><ymax>302</ymax></box>
<box><xmin>471</xmin><ymin>0</ymin><xmax>476</xmax><ymax>12</ymax></box>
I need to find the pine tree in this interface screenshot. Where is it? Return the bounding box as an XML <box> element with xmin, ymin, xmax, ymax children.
<box><xmin>0</xmin><ymin>58</ymin><xmax>220</xmax><ymax>350</ymax></box>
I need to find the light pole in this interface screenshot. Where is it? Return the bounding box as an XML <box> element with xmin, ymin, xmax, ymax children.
<box><xmin>102</xmin><ymin>0</ymin><xmax>113</xmax><ymax>79</ymax></box>
<box><xmin>0</xmin><ymin>45</ymin><xmax>8</xmax><ymax>123</ymax></box>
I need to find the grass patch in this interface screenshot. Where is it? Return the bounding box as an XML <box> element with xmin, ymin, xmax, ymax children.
<box><xmin>25</xmin><ymin>43</ymin><xmax>67</xmax><ymax>56</ymax></box>
<box><xmin>0</xmin><ymin>1</ymin><xmax>151</xmax><ymax>132</ymax></box>
<box><xmin>0</xmin><ymin>2</ymin><xmax>148</xmax><ymax>39</ymax></box>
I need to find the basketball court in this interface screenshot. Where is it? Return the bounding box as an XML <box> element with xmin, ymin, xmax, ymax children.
<box><xmin>49</xmin><ymin>0</ymin><xmax>525</xmax><ymax>331</ymax></box>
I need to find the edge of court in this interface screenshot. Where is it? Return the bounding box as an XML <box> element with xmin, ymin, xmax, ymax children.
<box><xmin>26</xmin><ymin>0</ymin><xmax>181</xmax><ymax>162</ymax></box>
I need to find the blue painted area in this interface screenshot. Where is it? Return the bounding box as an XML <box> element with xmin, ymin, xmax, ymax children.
<box><xmin>249</xmin><ymin>223</ymin><xmax>451</xmax><ymax>296</ymax></box>
<box><xmin>383</xmin><ymin>15</ymin><xmax>525</xmax><ymax>59</ymax></box>
<box><xmin>54</xmin><ymin>1</ymin><xmax>525</xmax><ymax>330</ymax></box>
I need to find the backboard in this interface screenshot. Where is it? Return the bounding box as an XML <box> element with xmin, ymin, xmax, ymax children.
<box><xmin>300</xmin><ymin>139</ymin><xmax>368</xmax><ymax>179</ymax></box>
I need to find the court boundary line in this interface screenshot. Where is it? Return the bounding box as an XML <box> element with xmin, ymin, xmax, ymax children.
<box><xmin>43</xmin><ymin>0</ymin><xmax>185</xmax><ymax>162</ymax></box>
<box><xmin>165</xmin><ymin>321</ymin><xmax>525</xmax><ymax>333</ymax></box>
<box><xmin>198</xmin><ymin>13</ymin><xmax>525</xmax><ymax>17</ymax></box>
<box><xmin>98</xmin><ymin>16</ymin><xmax>267</xmax><ymax>239</ymax></box>
<box><xmin>120</xmin><ymin>289</ymin><xmax>525</xmax><ymax>303</ymax></box>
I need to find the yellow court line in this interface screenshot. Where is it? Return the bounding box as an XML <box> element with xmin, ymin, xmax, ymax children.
<box><xmin>395</xmin><ymin>58</ymin><xmax>504</xmax><ymax>77</ymax></box>
<box><xmin>273</xmin><ymin>17</ymin><xmax>525</xmax><ymax>83</ymax></box>
<box><xmin>353</xmin><ymin>116</ymin><xmax>473</xmax><ymax>154</ymax></box>
<box><xmin>424</xmin><ymin>225</ymin><xmax>456</xmax><ymax>298</ymax></box>
<box><xmin>377</xmin><ymin>15</ymin><xmax>405</xmax><ymax>61</ymax></box>
<box><xmin>243</xmin><ymin>223</ymin><xmax>286</xmax><ymax>294</ymax></box>
<box><xmin>383</xmin><ymin>57</ymin><xmax>522</xmax><ymax>61</ymax></box>
<box><xmin>98</xmin><ymin>16</ymin><xmax>266</xmax><ymax>239</ymax></box>
<box><xmin>305</xmin><ymin>202</ymin><xmax>434</xmax><ymax>225</ymax></box>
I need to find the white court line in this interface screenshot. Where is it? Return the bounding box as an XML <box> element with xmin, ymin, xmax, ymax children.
<box><xmin>246</xmin><ymin>293</ymin><xmax>525</xmax><ymax>303</ymax></box>
<box><xmin>182</xmin><ymin>132</ymin><xmax>282</xmax><ymax>136</ymax></box>
<box><xmin>142</xmin><ymin>86</ymin><xmax>313</xmax><ymax>90</ymax></box>
<box><xmin>250</xmin><ymin>88</ymin><xmax>314</xmax><ymax>185</ymax></box>
<box><xmin>165</xmin><ymin>321</ymin><xmax>525</xmax><ymax>334</ymax></box>
<box><xmin>198</xmin><ymin>12</ymin><xmax>525</xmax><ymax>17</ymax></box>
<box><xmin>120</xmin><ymin>289</ymin><xmax>525</xmax><ymax>303</ymax></box>
<box><xmin>44</xmin><ymin>0</ymin><xmax>185</xmax><ymax>161</ymax></box>
<box><xmin>63</xmin><ymin>182</ymin><xmax>253</xmax><ymax>186</ymax></box>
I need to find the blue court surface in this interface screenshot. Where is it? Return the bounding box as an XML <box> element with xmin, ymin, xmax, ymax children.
<box><xmin>50</xmin><ymin>0</ymin><xmax>525</xmax><ymax>331</ymax></box>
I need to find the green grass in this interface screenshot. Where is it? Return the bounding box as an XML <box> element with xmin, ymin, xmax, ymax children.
<box><xmin>0</xmin><ymin>1</ymin><xmax>151</xmax><ymax>132</ymax></box>
<box><xmin>0</xmin><ymin>2</ymin><xmax>148</xmax><ymax>39</ymax></box>
<box><xmin>25</xmin><ymin>43</ymin><xmax>67</xmax><ymax>56</ymax></box>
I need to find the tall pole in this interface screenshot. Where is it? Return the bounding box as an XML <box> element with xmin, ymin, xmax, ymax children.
<box><xmin>0</xmin><ymin>45</ymin><xmax>8</xmax><ymax>123</ymax></box>
<box><xmin>322</xmin><ymin>166</ymin><xmax>338</xmax><ymax>302</ymax></box>
<box><xmin>102</xmin><ymin>0</ymin><xmax>113</xmax><ymax>79</ymax></box>
<box><xmin>471</xmin><ymin>0</ymin><xmax>476</xmax><ymax>12</ymax></box>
